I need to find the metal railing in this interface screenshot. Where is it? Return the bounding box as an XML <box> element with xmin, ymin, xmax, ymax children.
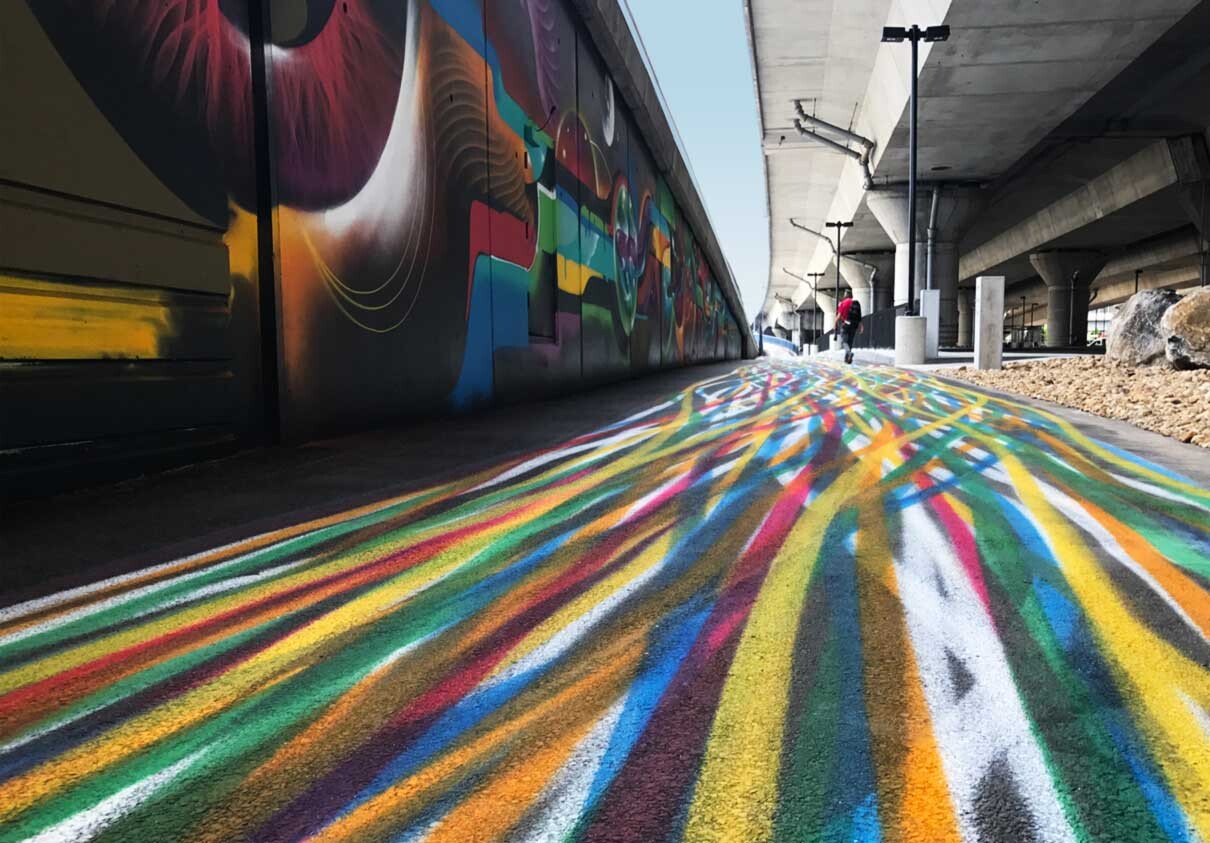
<box><xmin>821</xmin><ymin>305</ymin><xmax>901</xmax><ymax>351</ymax></box>
<box><xmin>852</xmin><ymin>306</ymin><xmax>900</xmax><ymax>348</ymax></box>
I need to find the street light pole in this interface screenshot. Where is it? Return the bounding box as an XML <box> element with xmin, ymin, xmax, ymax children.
<box><xmin>909</xmin><ymin>33</ymin><xmax>918</xmax><ymax>312</ymax></box>
<box><xmin>825</xmin><ymin>219</ymin><xmax>853</xmax><ymax>312</ymax></box>
<box><xmin>807</xmin><ymin>271</ymin><xmax>827</xmax><ymax>351</ymax></box>
<box><xmin>882</xmin><ymin>24</ymin><xmax>949</xmax><ymax>316</ymax></box>
<box><xmin>1068</xmin><ymin>271</ymin><xmax>1077</xmax><ymax>346</ymax></box>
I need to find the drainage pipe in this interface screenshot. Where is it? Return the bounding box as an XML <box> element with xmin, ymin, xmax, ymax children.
<box><xmin>792</xmin><ymin>102</ymin><xmax>875</xmax><ymax>189</ymax></box>
<box><xmin>925</xmin><ymin>185</ymin><xmax>941</xmax><ymax>291</ymax></box>
<box><xmin>786</xmin><ymin>220</ymin><xmax>878</xmax><ymax>276</ymax></box>
<box><xmin>794</xmin><ymin>102</ymin><xmax>874</xmax><ymax>151</ymax></box>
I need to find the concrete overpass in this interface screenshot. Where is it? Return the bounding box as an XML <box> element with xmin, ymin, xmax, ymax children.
<box><xmin>747</xmin><ymin>0</ymin><xmax>1210</xmax><ymax>347</ymax></box>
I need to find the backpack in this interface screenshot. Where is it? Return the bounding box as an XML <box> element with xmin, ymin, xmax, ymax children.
<box><xmin>843</xmin><ymin>299</ymin><xmax>862</xmax><ymax>326</ymax></box>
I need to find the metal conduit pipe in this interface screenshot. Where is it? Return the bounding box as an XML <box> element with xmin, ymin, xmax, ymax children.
<box><xmin>790</xmin><ymin>120</ymin><xmax>865</xmax><ymax>159</ymax></box>
<box><xmin>784</xmin><ymin>216</ymin><xmax>880</xmax><ymax>273</ymax></box>
<box><xmin>791</xmin><ymin>119</ymin><xmax>874</xmax><ymax>189</ymax></box>
<box><xmin>789</xmin><ymin>218</ymin><xmax>838</xmax><ymax>254</ymax></box>
<box><xmin>791</xmin><ymin>101</ymin><xmax>875</xmax><ymax>189</ymax></box>
<box><xmin>794</xmin><ymin>101</ymin><xmax>874</xmax><ymax>151</ymax></box>
<box><xmin>925</xmin><ymin>185</ymin><xmax>941</xmax><ymax>290</ymax></box>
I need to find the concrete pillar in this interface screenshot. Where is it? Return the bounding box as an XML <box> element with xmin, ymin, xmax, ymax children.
<box><xmin>849</xmin><ymin>251</ymin><xmax>895</xmax><ymax>312</ymax></box>
<box><xmin>1029</xmin><ymin>251</ymin><xmax>1105</xmax><ymax>347</ymax></box>
<box><xmin>957</xmin><ymin>286</ymin><xmax>976</xmax><ymax>347</ymax></box>
<box><xmin>975</xmin><ymin>276</ymin><xmax>1005</xmax><ymax>370</ymax></box>
<box><xmin>931</xmin><ymin>242</ymin><xmax>960</xmax><ymax>346</ymax></box>
<box><xmin>815</xmin><ymin>291</ymin><xmax>836</xmax><ymax>334</ymax></box>
<box><xmin>868</xmin><ymin>252</ymin><xmax>896</xmax><ymax>311</ymax></box>
<box><xmin>895</xmin><ymin>316</ymin><xmax>927</xmax><ymax>366</ymax></box>
<box><xmin>839</xmin><ymin>256</ymin><xmax>875</xmax><ymax>313</ymax></box>
<box><xmin>867</xmin><ymin>188</ymin><xmax>985</xmax><ymax>348</ymax></box>
<box><xmin>920</xmin><ymin>289</ymin><xmax>940</xmax><ymax>359</ymax></box>
<box><xmin>867</xmin><ymin>192</ymin><xmax>923</xmax><ymax>308</ymax></box>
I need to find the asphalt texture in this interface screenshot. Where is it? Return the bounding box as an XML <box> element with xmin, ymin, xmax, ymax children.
<box><xmin>1</xmin><ymin>360</ymin><xmax>1208</xmax><ymax>842</ymax></box>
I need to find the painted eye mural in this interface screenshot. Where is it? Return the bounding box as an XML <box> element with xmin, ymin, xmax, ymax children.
<box><xmin>611</xmin><ymin>176</ymin><xmax>642</xmax><ymax>335</ymax></box>
<box><xmin>4</xmin><ymin>0</ymin><xmax>745</xmax><ymax>474</ymax></box>
<box><xmin>26</xmin><ymin>0</ymin><xmax>405</xmax><ymax>218</ymax></box>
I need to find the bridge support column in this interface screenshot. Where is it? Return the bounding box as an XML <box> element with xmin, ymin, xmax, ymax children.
<box><xmin>839</xmin><ymin>257</ymin><xmax>876</xmax><ymax>312</ymax></box>
<box><xmin>867</xmin><ymin>192</ymin><xmax>923</xmax><ymax>309</ymax></box>
<box><xmin>852</xmin><ymin>252</ymin><xmax>895</xmax><ymax>311</ymax></box>
<box><xmin>1029</xmin><ymin>251</ymin><xmax>1105</xmax><ymax>347</ymax></box>
<box><xmin>867</xmin><ymin>188</ymin><xmax>984</xmax><ymax>348</ymax></box>
<box><xmin>957</xmin><ymin>286</ymin><xmax>976</xmax><ymax>347</ymax></box>
<box><xmin>815</xmin><ymin>291</ymin><xmax>837</xmax><ymax>334</ymax></box>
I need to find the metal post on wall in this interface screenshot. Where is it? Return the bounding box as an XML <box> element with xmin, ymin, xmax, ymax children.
<box><xmin>247</xmin><ymin>0</ymin><xmax>282</xmax><ymax>443</ymax></box>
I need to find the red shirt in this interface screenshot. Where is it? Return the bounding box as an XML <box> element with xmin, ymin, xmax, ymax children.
<box><xmin>837</xmin><ymin>298</ymin><xmax>857</xmax><ymax>324</ymax></box>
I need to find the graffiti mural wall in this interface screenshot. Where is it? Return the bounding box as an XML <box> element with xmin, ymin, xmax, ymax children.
<box><xmin>0</xmin><ymin>0</ymin><xmax>746</xmax><ymax>479</ymax></box>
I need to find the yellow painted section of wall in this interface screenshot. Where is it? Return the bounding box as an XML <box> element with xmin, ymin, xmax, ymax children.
<box><xmin>0</xmin><ymin>274</ymin><xmax>173</xmax><ymax>360</ymax></box>
<box><xmin>557</xmin><ymin>255</ymin><xmax>592</xmax><ymax>295</ymax></box>
<box><xmin>652</xmin><ymin>229</ymin><xmax>671</xmax><ymax>267</ymax></box>
<box><xmin>224</xmin><ymin>205</ymin><xmax>259</xmax><ymax>283</ymax></box>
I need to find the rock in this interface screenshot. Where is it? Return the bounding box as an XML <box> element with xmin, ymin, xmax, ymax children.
<box><xmin>1162</xmin><ymin>288</ymin><xmax>1210</xmax><ymax>370</ymax></box>
<box><xmin>1106</xmin><ymin>289</ymin><xmax>1181</xmax><ymax>366</ymax></box>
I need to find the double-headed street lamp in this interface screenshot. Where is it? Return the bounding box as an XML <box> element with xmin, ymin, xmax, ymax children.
<box><xmin>881</xmin><ymin>23</ymin><xmax>949</xmax><ymax>315</ymax></box>
<box><xmin>780</xmin><ymin>267</ymin><xmax>831</xmax><ymax>354</ymax></box>
<box><xmin>825</xmin><ymin>219</ymin><xmax>853</xmax><ymax>310</ymax></box>
<box><xmin>807</xmin><ymin>271</ymin><xmax>827</xmax><ymax>342</ymax></box>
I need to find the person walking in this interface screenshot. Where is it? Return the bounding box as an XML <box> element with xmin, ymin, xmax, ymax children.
<box><xmin>836</xmin><ymin>290</ymin><xmax>863</xmax><ymax>365</ymax></box>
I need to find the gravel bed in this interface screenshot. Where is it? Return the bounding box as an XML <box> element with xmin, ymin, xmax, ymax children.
<box><xmin>944</xmin><ymin>356</ymin><xmax>1210</xmax><ymax>448</ymax></box>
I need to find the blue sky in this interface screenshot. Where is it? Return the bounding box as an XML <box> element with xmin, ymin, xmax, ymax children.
<box><xmin>626</xmin><ymin>0</ymin><xmax>769</xmax><ymax>320</ymax></box>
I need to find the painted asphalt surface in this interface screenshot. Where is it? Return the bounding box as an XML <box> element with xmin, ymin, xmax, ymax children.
<box><xmin>1</xmin><ymin>361</ymin><xmax>1208</xmax><ymax>843</ymax></box>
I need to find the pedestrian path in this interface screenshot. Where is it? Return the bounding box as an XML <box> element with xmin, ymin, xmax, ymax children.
<box><xmin>0</xmin><ymin>361</ymin><xmax>1207</xmax><ymax>842</ymax></box>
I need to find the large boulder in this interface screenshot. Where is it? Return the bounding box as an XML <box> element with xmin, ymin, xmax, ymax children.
<box><xmin>1106</xmin><ymin>289</ymin><xmax>1181</xmax><ymax>365</ymax></box>
<box><xmin>1162</xmin><ymin>288</ymin><xmax>1210</xmax><ymax>369</ymax></box>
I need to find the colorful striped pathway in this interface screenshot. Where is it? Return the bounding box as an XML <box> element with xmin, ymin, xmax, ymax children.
<box><xmin>1</xmin><ymin>361</ymin><xmax>1208</xmax><ymax>842</ymax></box>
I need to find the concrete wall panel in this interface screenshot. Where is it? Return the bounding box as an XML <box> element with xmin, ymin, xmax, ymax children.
<box><xmin>0</xmin><ymin>0</ymin><xmax>263</xmax><ymax>492</ymax></box>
